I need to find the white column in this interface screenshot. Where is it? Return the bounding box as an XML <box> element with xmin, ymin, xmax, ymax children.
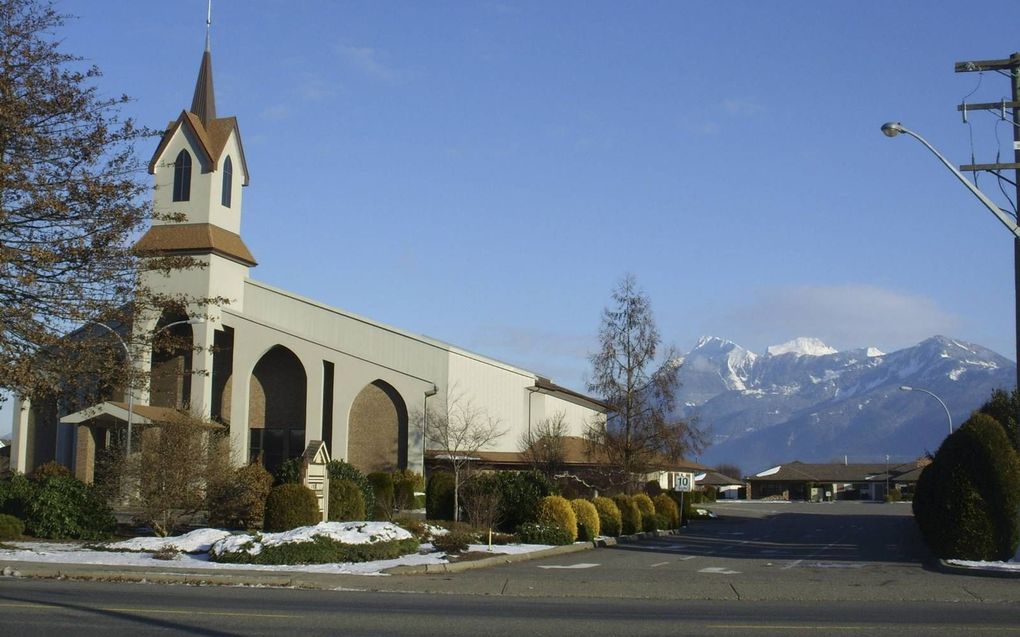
<box><xmin>190</xmin><ymin>322</ymin><xmax>216</xmax><ymax>418</ymax></box>
<box><xmin>10</xmin><ymin>396</ymin><xmax>31</xmax><ymax>473</ymax></box>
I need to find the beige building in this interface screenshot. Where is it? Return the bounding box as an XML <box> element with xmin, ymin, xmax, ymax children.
<box><xmin>9</xmin><ymin>42</ymin><xmax>605</xmax><ymax>481</ymax></box>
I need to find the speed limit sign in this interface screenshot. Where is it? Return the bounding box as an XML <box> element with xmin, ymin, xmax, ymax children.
<box><xmin>674</xmin><ymin>472</ymin><xmax>694</xmax><ymax>493</ymax></box>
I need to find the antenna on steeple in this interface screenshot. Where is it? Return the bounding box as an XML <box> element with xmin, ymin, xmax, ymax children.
<box><xmin>205</xmin><ymin>0</ymin><xmax>212</xmax><ymax>52</ymax></box>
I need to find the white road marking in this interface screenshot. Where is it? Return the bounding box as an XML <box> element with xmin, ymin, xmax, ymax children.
<box><xmin>537</xmin><ymin>563</ymin><xmax>600</xmax><ymax>570</ymax></box>
<box><xmin>699</xmin><ymin>567</ymin><xmax>741</xmax><ymax>575</ymax></box>
<box><xmin>782</xmin><ymin>559</ymin><xmax>803</xmax><ymax>570</ymax></box>
<box><xmin>649</xmin><ymin>561</ymin><xmax>670</xmax><ymax>568</ymax></box>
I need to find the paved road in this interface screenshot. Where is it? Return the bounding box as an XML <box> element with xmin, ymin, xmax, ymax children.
<box><xmin>0</xmin><ymin>501</ymin><xmax>1017</xmax><ymax>635</ymax></box>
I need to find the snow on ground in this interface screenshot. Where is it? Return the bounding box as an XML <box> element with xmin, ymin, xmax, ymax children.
<box><xmin>211</xmin><ymin>522</ymin><xmax>413</xmax><ymax>557</ymax></box>
<box><xmin>946</xmin><ymin>559</ymin><xmax>1020</xmax><ymax>572</ymax></box>
<box><xmin>0</xmin><ymin>525</ymin><xmax>556</xmax><ymax>576</ymax></box>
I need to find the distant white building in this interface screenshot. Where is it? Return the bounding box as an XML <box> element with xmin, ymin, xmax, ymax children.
<box><xmin>9</xmin><ymin>39</ymin><xmax>605</xmax><ymax>482</ymax></box>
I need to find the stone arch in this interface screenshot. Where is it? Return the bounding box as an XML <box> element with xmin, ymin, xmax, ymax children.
<box><xmin>248</xmin><ymin>345</ymin><xmax>307</xmax><ymax>475</ymax></box>
<box><xmin>347</xmin><ymin>380</ymin><xmax>408</xmax><ymax>473</ymax></box>
<box><xmin>149</xmin><ymin>308</ymin><xmax>193</xmax><ymax>409</ymax></box>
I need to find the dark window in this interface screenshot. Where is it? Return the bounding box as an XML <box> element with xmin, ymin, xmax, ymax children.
<box><xmin>221</xmin><ymin>156</ymin><xmax>233</xmax><ymax>207</ymax></box>
<box><xmin>172</xmin><ymin>150</ymin><xmax>192</xmax><ymax>202</ymax></box>
<box><xmin>322</xmin><ymin>361</ymin><xmax>334</xmax><ymax>453</ymax></box>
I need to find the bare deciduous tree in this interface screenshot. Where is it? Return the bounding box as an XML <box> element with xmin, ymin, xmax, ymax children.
<box><xmin>419</xmin><ymin>388</ymin><xmax>506</xmax><ymax>522</ymax></box>
<box><xmin>586</xmin><ymin>275</ymin><xmax>705</xmax><ymax>491</ymax></box>
<box><xmin>518</xmin><ymin>411</ymin><xmax>569</xmax><ymax>478</ymax></box>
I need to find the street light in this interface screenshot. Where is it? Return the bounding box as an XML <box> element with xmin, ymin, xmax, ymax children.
<box><xmin>899</xmin><ymin>385</ymin><xmax>953</xmax><ymax>435</ymax></box>
<box><xmin>880</xmin><ymin>122</ymin><xmax>1020</xmax><ymax>239</ymax></box>
<box><xmin>89</xmin><ymin>317</ymin><xmax>205</xmax><ymax>456</ymax></box>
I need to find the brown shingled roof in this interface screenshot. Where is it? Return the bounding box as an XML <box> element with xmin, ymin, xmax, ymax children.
<box><xmin>133</xmin><ymin>223</ymin><xmax>257</xmax><ymax>267</ymax></box>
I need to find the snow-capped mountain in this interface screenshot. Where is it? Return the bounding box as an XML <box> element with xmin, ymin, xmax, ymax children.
<box><xmin>679</xmin><ymin>335</ymin><xmax>1015</xmax><ymax>473</ymax></box>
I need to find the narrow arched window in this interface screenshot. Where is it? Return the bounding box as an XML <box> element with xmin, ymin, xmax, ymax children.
<box><xmin>221</xmin><ymin>156</ymin><xmax>233</xmax><ymax>208</ymax></box>
<box><xmin>172</xmin><ymin>150</ymin><xmax>192</xmax><ymax>202</ymax></box>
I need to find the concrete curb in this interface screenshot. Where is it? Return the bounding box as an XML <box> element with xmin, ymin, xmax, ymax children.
<box><xmin>383</xmin><ymin>541</ymin><xmax>594</xmax><ymax>575</ymax></box>
<box><xmin>935</xmin><ymin>559</ymin><xmax>1020</xmax><ymax>579</ymax></box>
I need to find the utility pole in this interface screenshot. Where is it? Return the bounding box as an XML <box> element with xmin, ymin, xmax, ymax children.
<box><xmin>955</xmin><ymin>53</ymin><xmax>1020</xmax><ymax>450</ymax></box>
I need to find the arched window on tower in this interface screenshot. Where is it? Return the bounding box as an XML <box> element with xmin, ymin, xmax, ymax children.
<box><xmin>221</xmin><ymin>156</ymin><xmax>233</xmax><ymax>208</ymax></box>
<box><xmin>172</xmin><ymin>150</ymin><xmax>192</xmax><ymax>202</ymax></box>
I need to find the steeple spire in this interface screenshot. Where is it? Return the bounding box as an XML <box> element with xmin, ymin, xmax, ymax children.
<box><xmin>190</xmin><ymin>1</ymin><xmax>216</xmax><ymax>128</ymax></box>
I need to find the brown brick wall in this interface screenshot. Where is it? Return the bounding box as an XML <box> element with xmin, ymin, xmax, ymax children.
<box><xmin>347</xmin><ymin>381</ymin><xmax>407</xmax><ymax>473</ymax></box>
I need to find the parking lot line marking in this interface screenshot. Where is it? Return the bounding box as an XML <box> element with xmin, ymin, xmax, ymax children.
<box><xmin>649</xmin><ymin>561</ymin><xmax>670</xmax><ymax>568</ymax></box>
<box><xmin>782</xmin><ymin>559</ymin><xmax>803</xmax><ymax>570</ymax></box>
<box><xmin>537</xmin><ymin>563</ymin><xmax>600</xmax><ymax>570</ymax></box>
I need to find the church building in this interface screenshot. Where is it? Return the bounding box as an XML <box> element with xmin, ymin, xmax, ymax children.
<box><xmin>8</xmin><ymin>39</ymin><xmax>606</xmax><ymax>481</ymax></box>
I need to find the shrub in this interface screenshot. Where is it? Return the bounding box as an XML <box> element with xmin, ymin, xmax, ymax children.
<box><xmin>426</xmin><ymin>472</ymin><xmax>456</xmax><ymax>520</ymax></box>
<box><xmin>0</xmin><ymin>514</ymin><xmax>24</xmax><ymax>541</ymax></box>
<box><xmin>211</xmin><ymin>535</ymin><xmax>419</xmax><ymax>565</ymax></box>
<box><xmin>570</xmin><ymin>499</ymin><xmax>600</xmax><ymax>541</ymax></box>
<box><xmin>884</xmin><ymin>488</ymin><xmax>902</xmax><ymax>503</ymax></box>
<box><xmin>516</xmin><ymin>522</ymin><xmax>573</xmax><ymax>545</ymax></box>
<box><xmin>913</xmin><ymin>412</ymin><xmax>1020</xmax><ymax>560</ymax></box>
<box><xmin>29</xmin><ymin>461</ymin><xmax>71</xmax><ymax>483</ymax></box>
<box><xmin>592</xmin><ymin>496</ymin><xmax>622</xmax><ymax>537</ymax></box>
<box><xmin>273</xmin><ymin>457</ymin><xmax>302</xmax><ymax>486</ymax></box>
<box><xmin>667</xmin><ymin>491</ymin><xmax>692</xmax><ymax>526</ymax></box>
<box><xmin>643</xmin><ymin>480</ymin><xmax>662</xmax><ymax>497</ymax></box>
<box><xmin>393</xmin><ymin>516</ymin><xmax>429</xmax><ymax>540</ymax></box>
<box><xmin>206</xmin><ymin>462</ymin><xmax>274</xmax><ymax>530</ymax></box>
<box><xmin>488</xmin><ymin>470</ymin><xmax>554</xmax><ymax>532</ymax></box>
<box><xmin>632</xmin><ymin>493</ymin><xmax>658</xmax><ymax>532</ymax></box>
<box><xmin>367</xmin><ymin>472</ymin><xmax>395</xmax><ymax>520</ymax></box>
<box><xmin>263</xmin><ymin>483</ymin><xmax>320</xmax><ymax>532</ymax></box>
<box><xmin>0</xmin><ymin>473</ymin><xmax>35</xmax><ymax>520</ymax></box>
<box><xmin>393</xmin><ymin>470</ymin><xmax>424</xmax><ymax>510</ymax></box>
<box><xmin>326</xmin><ymin>461</ymin><xmax>375</xmax><ymax>516</ymax></box>
<box><xmin>612</xmin><ymin>494</ymin><xmax>641</xmax><ymax>535</ymax></box>
<box><xmin>26</xmin><ymin>475</ymin><xmax>115</xmax><ymax>540</ymax></box>
<box><xmin>654</xmin><ymin>494</ymin><xmax>680</xmax><ymax>529</ymax></box>
<box><xmin>432</xmin><ymin>530</ymin><xmax>473</xmax><ymax>554</ymax></box>
<box><xmin>462</xmin><ymin>473</ymin><xmax>504</xmax><ymax>531</ymax></box>
<box><xmin>536</xmin><ymin>495</ymin><xmax>577</xmax><ymax>542</ymax></box>
<box><xmin>328</xmin><ymin>479</ymin><xmax>366</xmax><ymax>521</ymax></box>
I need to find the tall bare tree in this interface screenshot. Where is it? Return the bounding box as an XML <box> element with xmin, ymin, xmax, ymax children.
<box><xmin>420</xmin><ymin>388</ymin><xmax>506</xmax><ymax>522</ymax></box>
<box><xmin>586</xmin><ymin>275</ymin><xmax>704</xmax><ymax>490</ymax></box>
<box><xmin>518</xmin><ymin>411</ymin><xmax>569</xmax><ymax>478</ymax></box>
<box><xmin>0</xmin><ymin>0</ymin><xmax>209</xmax><ymax>405</ymax></box>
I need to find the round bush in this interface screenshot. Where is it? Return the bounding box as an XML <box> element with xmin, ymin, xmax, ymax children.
<box><xmin>653</xmin><ymin>494</ymin><xmax>680</xmax><ymax>529</ymax></box>
<box><xmin>426</xmin><ymin>472</ymin><xmax>456</xmax><ymax>520</ymax></box>
<box><xmin>0</xmin><ymin>513</ymin><xmax>24</xmax><ymax>541</ymax></box>
<box><xmin>393</xmin><ymin>470</ymin><xmax>424</xmax><ymax>510</ymax></box>
<box><xmin>29</xmin><ymin>461</ymin><xmax>71</xmax><ymax>483</ymax></box>
<box><xmin>367</xmin><ymin>472</ymin><xmax>395</xmax><ymax>520</ymax></box>
<box><xmin>592</xmin><ymin>496</ymin><xmax>622</xmax><ymax>537</ymax></box>
<box><xmin>632</xmin><ymin>493</ymin><xmax>658</xmax><ymax>532</ymax></box>
<box><xmin>536</xmin><ymin>495</ymin><xmax>577</xmax><ymax>542</ymax></box>
<box><xmin>26</xmin><ymin>475</ymin><xmax>115</xmax><ymax>540</ymax></box>
<box><xmin>263</xmin><ymin>483</ymin><xmax>320</xmax><ymax>532</ymax></box>
<box><xmin>570</xmin><ymin>499</ymin><xmax>600</xmax><ymax>541</ymax></box>
<box><xmin>326</xmin><ymin>460</ymin><xmax>375</xmax><ymax>516</ymax></box>
<box><xmin>913</xmin><ymin>413</ymin><xmax>1020</xmax><ymax>560</ymax></box>
<box><xmin>612</xmin><ymin>494</ymin><xmax>641</xmax><ymax>535</ymax></box>
<box><xmin>489</xmin><ymin>470</ymin><xmax>554</xmax><ymax>532</ymax></box>
<box><xmin>432</xmin><ymin>530</ymin><xmax>473</xmax><ymax>554</ymax></box>
<box><xmin>207</xmin><ymin>462</ymin><xmax>273</xmax><ymax>530</ymax></box>
<box><xmin>328</xmin><ymin>479</ymin><xmax>366</xmax><ymax>521</ymax></box>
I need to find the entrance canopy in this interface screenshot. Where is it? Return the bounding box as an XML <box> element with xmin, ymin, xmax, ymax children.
<box><xmin>60</xmin><ymin>402</ymin><xmax>220</xmax><ymax>429</ymax></box>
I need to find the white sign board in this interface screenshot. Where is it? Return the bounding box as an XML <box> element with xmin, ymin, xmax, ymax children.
<box><xmin>674</xmin><ymin>472</ymin><xmax>695</xmax><ymax>493</ymax></box>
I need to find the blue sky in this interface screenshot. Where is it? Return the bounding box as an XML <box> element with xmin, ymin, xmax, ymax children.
<box><xmin>6</xmin><ymin>1</ymin><xmax>1020</xmax><ymax>436</ymax></box>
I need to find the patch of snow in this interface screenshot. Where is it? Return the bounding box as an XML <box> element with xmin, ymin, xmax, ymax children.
<box><xmin>948</xmin><ymin>367</ymin><xmax>966</xmax><ymax>381</ymax></box>
<box><xmin>766</xmin><ymin>337</ymin><xmax>837</xmax><ymax>357</ymax></box>
<box><xmin>947</xmin><ymin>559</ymin><xmax>1020</xmax><ymax>572</ymax></box>
<box><xmin>755</xmin><ymin>465</ymin><xmax>782</xmax><ymax>477</ymax></box>
<box><xmin>211</xmin><ymin>521</ymin><xmax>413</xmax><ymax>557</ymax></box>
<box><xmin>866</xmin><ymin>347</ymin><xmax>885</xmax><ymax>357</ymax></box>
<box><xmin>105</xmin><ymin>528</ymin><xmax>232</xmax><ymax>554</ymax></box>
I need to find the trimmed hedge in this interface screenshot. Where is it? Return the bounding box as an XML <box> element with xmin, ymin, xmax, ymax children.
<box><xmin>516</xmin><ymin>522</ymin><xmax>572</xmax><ymax>545</ymax></box>
<box><xmin>263</xmin><ymin>483</ymin><xmax>320</xmax><ymax>532</ymax></box>
<box><xmin>328</xmin><ymin>479</ymin><xmax>366</xmax><ymax>521</ymax></box>
<box><xmin>326</xmin><ymin>461</ymin><xmax>375</xmax><ymax>516</ymax></box>
<box><xmin>393</xmin><ymin>470</ymin><xmax>424</xmax><ymax>511</ymax></box>
<box><xmin>592</xmin><ymin>496</ymin><xmax>622</xmax><ymax>537</ymax></box>
<box><xmin>632</xmin><ymin>493</ymin><xmax>657</xmax><ymax>532</ymax></box>
<box><xmin>0</xmin><ymin>514</ymin><xmax>23</xmax><ymax>541</ymax></box>
<box><xmin>426</xmin><ymin>472</ymin><xmax>456</xmax><ymax>520</ymax></box>
<box><xmin>570</xmin><ymin>499</ymin><xmax>600</xmax><ymax>541</ymax></box>
<box><xmin>613</xmin><ymin>494</ymin><xmax>641</xmax><ymax>535</ymax></box>
<box><xmin>536</xmin><ymin>495</ymin><xmax>577</xmax><ymax>542</ymax></box>
<box><xmin>913</xmin><ymin>412</ymin><xmax>1020</xmax><ymax>560</ymax></box>
<box><xmin>488</xmin><ymin>470</ymin><xmax>555</xmax><ymax>532</ymax></box>
<box><xmin>653</xmin><ymin>494</ymin><xmax>680</xmax><ymax>529</ymax></box>
<box><xmin>25</xmin><ymin>475</ymin><xmax>115</xmax><ymax>540</ymax></box>
<box><xmin>432</xmin><ymin>530</ymin><xmax>473</xmax><ymax>554</ymax></box>
<box><xmin>211</xmin><ymin>535</ymin><xmax>419</xmax><ymax>565</ymax></box>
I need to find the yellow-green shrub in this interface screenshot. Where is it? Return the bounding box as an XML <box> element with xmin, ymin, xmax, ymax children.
<box><xmin>570</xmin><ymin>498</ymin><xmax>600</xmax><ymax>541</ymax></box>
<box><xmin>633</xmin><ymin>492</ymin><xmax>657</xmax><ymax>532</ymax></box>
<box><xmin>653</xmin><ymin>493</ymin><xmax>680</xmax><ymax>529</ymax></box>
<box><xmin>536</xmin><ymin>495</ymin><xmax>577</xmax><ymax>542</ymax></box>
<box><xmin>612</xmin><ymin>494</ymin><xmax>641</xmax><ymax>535</ymax></box>
<box><xmin>264</xmin><ymin>484</ymin><xmax>320</xmax><ymax>532</ymax></box>
<box><xmin>592</xmin><ymin>496</ymin><xmax>622</xmax><ymax>537</ymax></box>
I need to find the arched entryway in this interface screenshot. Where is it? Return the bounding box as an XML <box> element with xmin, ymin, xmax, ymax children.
<box><xmin>248</xmin><ymin>345</ymin><xmax>306</xmax><ymax>475</ymax></box>
<box><xmin>347</xmin><ymin>380</ymin><xmax>408</xmax><ymax>473</ymax></box>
